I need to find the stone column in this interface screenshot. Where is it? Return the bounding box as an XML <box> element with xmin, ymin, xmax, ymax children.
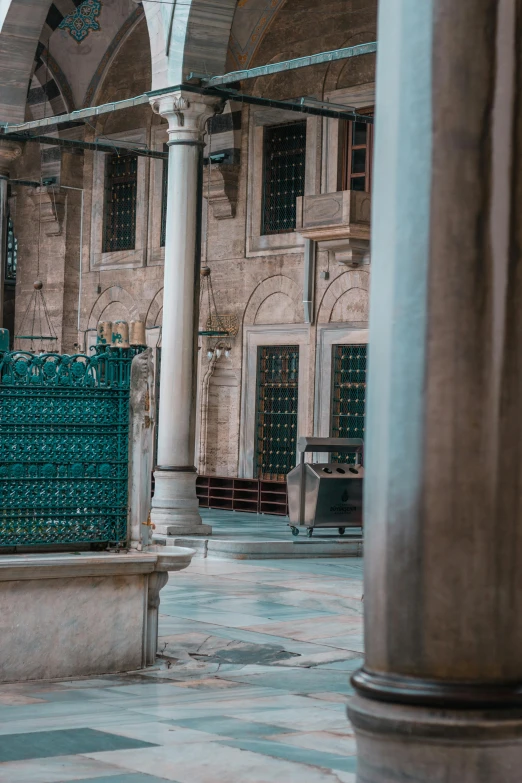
<box><xmin>347</xmin><ymin>1</ymin><xmax>522</xmax><ymax>780</ymax></box>
<box><xmin>149</xmin><ymin>91</ymin><xmax>220</xmax><ymax>536</ymax></box>
<box><xmin>0</xmin><ymin>141</ymin><xmax>21</xmax><ymax>329</ymax></box>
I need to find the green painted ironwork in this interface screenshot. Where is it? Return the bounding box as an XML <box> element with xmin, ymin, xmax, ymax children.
<box><xmin>103</xmin><ymin>153</ymin><xmax>138</xmax><ymax>253</ymax></box>
<box><xmin>5</xmin><ymin>215</ymin><xmax>17</xmax><ymax>283</ymax></box>
<box><xmin>255</xmin><ymin>346</ymin><xmax>299</xmax><ymax>480</ymax></box>
<box><xmin>0</xmin><ymin>347</ymin><xmax>140</xmax><ymax>548</ymax></box>
<box><xmin>331</xmin><ymin>344</ymin><xmax>367</xmax><ymax>464</ymax></box>
<box><xmin>262</xmin><ymin>121</ymin><xmax>306</xmax><ymax>235</ymax></box>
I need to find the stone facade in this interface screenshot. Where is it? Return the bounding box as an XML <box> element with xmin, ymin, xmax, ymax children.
<box><xmin>6</xmin><ymin>0</ymin><xmax>377</xmax><ymax>479</ymax></box>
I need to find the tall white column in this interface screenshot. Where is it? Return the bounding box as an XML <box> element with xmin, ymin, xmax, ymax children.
<box><xmin>0</xmin><ymin>141</ymin><xmax>21</xmax><ymax>329</ymax></box>
<box><xmin>149</xmin><ymin>91</ymin><xmax>219</xmax><ymax>536</ymax></box>
<box><xmin>347</xmin><ymin>1</ymin><xmax>522</xmax><ymax>780</ymax></box>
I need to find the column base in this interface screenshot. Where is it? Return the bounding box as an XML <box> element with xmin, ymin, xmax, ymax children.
<box><xmin>347</xmin><ymin>693</ymin><xmax>522</xmax><ymax>783</ymax></box>
<box><xmin>151</xmin><ymin>469</ymin><xmax>212</xmax><ymax>536</ymax></box>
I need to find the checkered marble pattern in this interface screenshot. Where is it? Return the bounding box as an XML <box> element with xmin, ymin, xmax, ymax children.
<box><xmin>0</xmin><ymin>555</ymin><xmax>363</xmax><ymax>782</ymax></box>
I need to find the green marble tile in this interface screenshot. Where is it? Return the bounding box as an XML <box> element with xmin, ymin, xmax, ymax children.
<box><xmin>216</xmin><ymin>737</ymin><xmax>358</xmax><ymax>773</ymax></box>
<box><xmin>0</xmin><ymin>728</ymin><xmax>158</xmax><ymax>762</ymax></box>
<box><xmin>166</xmin><ymin>716</ymin><xmax>297</xmax><ymax>739</ymax></box>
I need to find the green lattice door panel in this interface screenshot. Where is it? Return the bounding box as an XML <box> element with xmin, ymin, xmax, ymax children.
<box><xmin>255</xmin><ymin>346</ymin><xmax>299</xmax><ymax>481</ymax></box>
<box><xmin>0</xmin><ymin>349</ymin><xmax>137</xmax><ymax>548</ymax></box>
<box><xmin>331</xmin><ymin>344</ymin><xmax>367</xmax><ymax>464</ymax></box>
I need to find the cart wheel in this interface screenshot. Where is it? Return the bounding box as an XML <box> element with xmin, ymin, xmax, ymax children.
<box><xmin>338</xmin><ymin>527</ymin><xmax>346</xmax><ymax>536</ymax></box>
<box><xmin>307</xmin><ymin>528</ymin><xmax>314</xmax><ymax>538</ymax></box>
<box><xmin>290</xmin><ymin>526</ymin><xmax>299</xmax><ymax>537</ymax></box>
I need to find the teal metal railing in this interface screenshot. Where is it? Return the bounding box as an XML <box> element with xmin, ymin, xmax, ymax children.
<box><xmin>0</xmin><ymin>347</ymin><xmax>141</xmax><ymax>548</ymax></box>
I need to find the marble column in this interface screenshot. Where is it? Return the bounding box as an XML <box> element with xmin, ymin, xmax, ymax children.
<box><xmin>347</xmin><ymin>1</ymin><xmax>522</xmax><ymax>780</ymax></box>
<box><xmin>149</xmin><ymin>91</ymin><xmax>220</xmax><ymax>536</ymax></box>
<box><xmin>0</xmin><ymin>141</ymin><xmax>21</xmax><ymax>329</ymax></box>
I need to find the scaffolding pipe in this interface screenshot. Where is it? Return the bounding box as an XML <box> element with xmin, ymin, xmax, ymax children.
<box><xmin>0</xmin><ymin>42</ymin><xmax>377</xmax><ymax>134</ymax></box>
<box><xmin>1</xmin><ymin>133</ymin><xmax>168</xmax><ymax>160</ymax></box>
<box><xmin>199</xmin><ymin>42</ymin><xmax>377</xmax><ymax>86</ymax></box>
<box><xmin>183</xmin><ymin>85</ymin><xmax>374</xmax><ymax>124</ymax></box>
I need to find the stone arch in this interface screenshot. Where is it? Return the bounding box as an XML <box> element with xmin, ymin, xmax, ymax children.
<box><xmin>317</xmin><ymin>270</ymin><xmax>370</xmax><ymax>324</ymax></box>
<box><xmin>142</xmin><ymin>0</ymin><xmax>237</xmax><ymax>91</ymax></box>
<box><xmin>146</xmin><ymin>288</ymin><xmax>164</xmax><ymax>328</ymax></box>
<box><xmin>28</xmin><ymin>51</ymin><xmax>73</xmax><ymax>119</ymax></box>
<box><xmin>243</xmin><ymin>275</ymin><xmax>302</xmax><ymax>327</ymax></box>
<box><xmin>0</xmin><ymin>0</ymin><xmax>162</xmax><ymax>124</ymax></box>
<box><xmin>198</xmin><ymin>354</ymin><xmax>239</xmax><ymax>476</ymax></box>
<box><xmin>0</xmin><ymin>0</ymin><xmax>58</xmax><ymax>123</ymax></box>
<box><xmin>87</xmin><ymin>286</ymin><xmax>140</xmax><ymax>329</ymax></box>
<box><xmin>227</xmin><ymin>0</ymin><xmax>286</xmax><ymax>72</ymax></box>
<box><xmin>83</xmin><ymin>6</ymin><xmax>145</xmax><ymax>108</ymax></box>
<box><xmin>322</xmin><ymin>30</ymin><xmax>377</xmax><ymax>94</ymax></box>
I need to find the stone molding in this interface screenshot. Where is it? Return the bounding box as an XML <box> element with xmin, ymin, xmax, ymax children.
<box><xmin>90</xmin><ymin>127</ymin><xmax>148</xmax><ymax>271</ymax></box>
<box><xmin>29</xmin><ymin>186</ymin><xmax>66</xmax><ymax>237</ymax></box>
<box><xmin>0</xmin><ymin>549</ymin><xmax>193</xmax><ymax>581</ymax></box>
<box><xmin>314</xmin><ymin>324</ymin><xmax>369</xmax><ymax>446</ymax></box>
<box><xmin>243</xmin><ymin>274</ymin><xmax>302</xmax><ymax>327</ymax></box>
<box><xmin>87</xmin><ymin>285</ymin><xmax>140</xmax><ymax>329</ymax></box>
<box><xmin>204</xmin><ymin>163</ymin><xmax>240</xmax><ymax>220</ymax></box>
<box><xmin>145</xmin><ymin>287</ymin><xmax>164</xmax><ymax>328</ymax></box>
<box><xmin>316</xmin><ymin>268</ymin><xmax>370</xmax><ymax>324</ymax></box>
<box><xmin>239</xmin><ymin>323</ymin><xmax>311</xmax><ymax>478</ymax></box>
<box><xmin>150</xmin><ymin>91</ymin><xmax>224</xmax><ymax>143</ymax></box>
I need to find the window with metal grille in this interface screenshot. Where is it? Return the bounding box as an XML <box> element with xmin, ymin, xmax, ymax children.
<box><xmin>160</xmin><ymin>145</ymin><xmax>168</xmax><ymax>247</ymax></box>
<box><xmin>103</xmin><ymin>153</ymin><xmax>138</xmax><ymax>253</ymax></box>
<box><xmin>331</xmin><ymin>344</ymin><xmax>367</xmax><ymax>464</ymax></box>
<box><xmin>262</xmin><ymin>121</ymin><xmax>306</xmax><ymax>235</ymax></box>
<box><xmin>255</xmin><ymin>346</ymin><xmax>299</xmax><ymax>480</ymax></box>
<box><xmin>5</xmin><ymin>216</ymin><xmax>17</xmax><ymax>283</ymax></box>
<box><xmin>342</xmin><ymin>116</ymin><xmax>373</xmax><ymax>193</ymax></box>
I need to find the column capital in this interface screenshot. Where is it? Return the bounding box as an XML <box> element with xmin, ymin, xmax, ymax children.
<box><xmin>0</xmin><ymin>139</ymin><xmax>22</xmax><ymax>178</ymax></box>
<box><xmin>150</xmin><ymin>90</ymin><xmax>223</xmax><ymax>144</ymax></box>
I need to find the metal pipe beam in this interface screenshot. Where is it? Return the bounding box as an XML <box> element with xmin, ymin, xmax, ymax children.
<box><xmin>1</xmin><ymin>133</ymin><xmax>168</xmax><ymax>160</ymax></box>
<box><xmin>199</xmin><ymin>42</ymin><xmax>377</xmax><ymax>86</ymax></box>
<box><xmin>183</xmin><ymin>84</ymin><xmax>374</xmax><ymax>123</ymax></box>
<box><xmin>0</xmin><ymin>42</ymin><xmax>376</xmax><ymax>134</ymax></box>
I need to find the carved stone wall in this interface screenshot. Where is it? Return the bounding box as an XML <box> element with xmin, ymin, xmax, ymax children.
<box><xmin>11</xmin><ymin>0</ymin><xmax>376</xmax><ymax>476</ymax></box>
<box><xmin>198</xmin><ymin>357</ymin><xmax>240</xmax><ymax>477</ymax></box>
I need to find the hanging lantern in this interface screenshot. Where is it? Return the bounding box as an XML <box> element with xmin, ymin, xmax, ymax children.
<box><xmin>15</xmin><ymin>280</ymin><xmax>58</xmax><ymax>354</ymax></box>
<box><xmin>198</xmin><ymin>266</ymin><xmax>229</xmax><ymax>338</ymax></box>
<box><xmin>198</xmin><ymin>265</ymin><xmax>234</xmax><ymax>361</ymax></box>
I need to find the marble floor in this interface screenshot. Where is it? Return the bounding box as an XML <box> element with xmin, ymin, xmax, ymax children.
<box><xmin>199</xmin><ymin>508</ymin><xmax>292</xmax><ymax>539</ymax></box>
<box><xmin>0</xmin><ymin>556</ymin><xmax>363</xmax><ymax>783</ymax></box>
<box><xmin>198</xmin><ymin>508</ymin><xmax>362</xmax><ymax>541</ymax></box>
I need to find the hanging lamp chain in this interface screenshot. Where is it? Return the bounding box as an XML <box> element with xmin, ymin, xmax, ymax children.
<box><xmin>14</xmin><ymin>41</ymin><xmax>58</xmax><ymax>353</ymax></box>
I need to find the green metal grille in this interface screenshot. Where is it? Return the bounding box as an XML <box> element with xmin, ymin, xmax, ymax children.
<box><xmin>103</xmin><ymin>153</ymin><xmax>138</xmax><ymax>253</ymax></box>
<box><xmin>5</xmin><ymin>216</ymin><xmax>17</xmax><ymax>282</ymax></box>
<box><xmin>331</xmin><ymin>344</ymin><xmax>367</xmax><ymax>464</ymax></box>
<box><xmin>160</xmin><ymin>146</ymin><xmax>168</xmax><ymax>247</ymax></box>
<box><xmin>255</xmin><ymin>346</ymin><xmax>299</xmax><ymax>480</ymax></box>
<box><xmin>0</xmin><ymin>347</ymin><xmax>139</xmax><ymax>548</ymax></box>
<box><xmin>262</xmin><ymin>121</ymin><xmax>306</xmax><ymax>235</ymax></box>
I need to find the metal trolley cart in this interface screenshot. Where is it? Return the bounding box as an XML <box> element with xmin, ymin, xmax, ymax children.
<box><xmin>287</xmin><ymin>437</ymin><xmax>364</xmax><ymax>537</ymax></box>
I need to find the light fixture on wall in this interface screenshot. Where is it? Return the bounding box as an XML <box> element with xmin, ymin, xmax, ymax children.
<box><xmin>199</xmin><ymin>265</ymin><xmax>235</xmax><ymax>360</ymax></box>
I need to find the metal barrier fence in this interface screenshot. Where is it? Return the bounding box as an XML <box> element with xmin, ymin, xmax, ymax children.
<box><xmin>0</xmin><ymin>347</ymin><xmax>140</xmax><ymax>548</ymax></box>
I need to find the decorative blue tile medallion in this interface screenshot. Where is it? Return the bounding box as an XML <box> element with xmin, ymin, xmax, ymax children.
<box><xmin>59</xmin><ymin>0</ymin><xmax>101</xmax><ymax>43</ymax></box>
